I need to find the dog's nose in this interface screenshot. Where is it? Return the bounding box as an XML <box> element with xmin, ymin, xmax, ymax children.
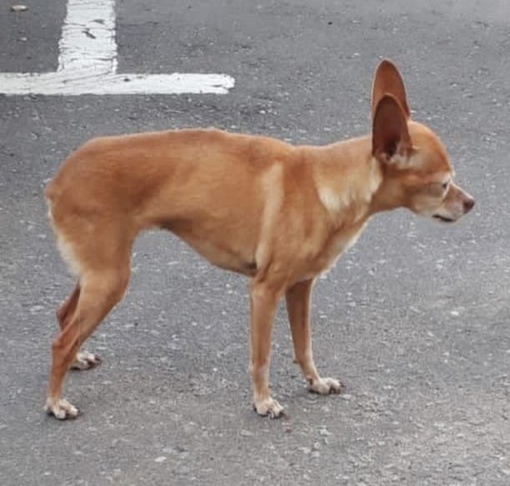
<box><xmin>463</xmin><ymin>197</ymin><xmax>475</xmax><ymax>213</ymax></box>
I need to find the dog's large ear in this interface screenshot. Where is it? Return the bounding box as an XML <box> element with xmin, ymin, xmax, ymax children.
<box><xmin>372</xmin><ymin>94</ymin><xmax>412</xmax><ymax>163</ymax></box>
<box><xmin>371</xmin><ymin>59</ymin><xmax>410</xmax><ymax>120</ymax></box>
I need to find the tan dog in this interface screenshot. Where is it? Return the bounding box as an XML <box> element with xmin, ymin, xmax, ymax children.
<box><xmin>44</xmin><ymin>60</ymin><xmax>474</xmax><ymax>420</ymax></box>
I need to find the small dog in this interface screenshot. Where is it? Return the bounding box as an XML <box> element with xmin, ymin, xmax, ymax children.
<box><xmin>44</xmin><ymin>60</ymin><xmax>474</xmax><ymax>420</ymax></box>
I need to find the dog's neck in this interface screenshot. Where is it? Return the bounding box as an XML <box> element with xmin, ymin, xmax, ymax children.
<box><xmin>303</xmin><ymin>136</ymin><xmax>386</xmax><ymax>226</ymax></box>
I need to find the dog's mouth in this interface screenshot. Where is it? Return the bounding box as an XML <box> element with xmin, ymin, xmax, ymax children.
<box><xmin>432</xmin><ymin>214</ymin><xmax>456</xmax><ymax>223</ymax></box>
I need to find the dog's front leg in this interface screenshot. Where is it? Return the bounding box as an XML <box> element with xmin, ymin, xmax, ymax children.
<box><xmin>249</xmin><ymin>279</ymin><xmax>285</xmax><ymax>418</ymax></box>
<box><xmin>285</xmin><ymin>278</ymin><xmax>342</xmax><ymax>395</ymax></box>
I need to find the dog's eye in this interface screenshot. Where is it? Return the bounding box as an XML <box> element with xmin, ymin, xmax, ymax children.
<box><xmin>441</xmin><ymin>181</ymin><xmax>449</xmax><ymax>191</ymax></box>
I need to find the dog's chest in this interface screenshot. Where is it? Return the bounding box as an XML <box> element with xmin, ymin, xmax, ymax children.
<box><xmin>302</xmin><ymin>222</ymin><xmax>367</xmax><ymax>279</ymax></box>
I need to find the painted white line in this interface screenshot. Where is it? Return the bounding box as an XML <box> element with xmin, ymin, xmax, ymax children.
<box><xmin>58</xmin><ymin>0</ymin><xmax>118</xmax><ymax>75</ymax></box>
<box><xmin>0</xmin><ymin>72</ymin><xmax>234</xmax><ymax>95</ymax></box>
<box><xmin>0</xmin><ymin>0</ymin><xmax>234</xmax><ymax>95</ymax></box>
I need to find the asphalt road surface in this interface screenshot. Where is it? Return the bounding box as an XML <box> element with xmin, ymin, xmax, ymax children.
<box><xmin>1</xmin><ymin>0</ymin><xmax>509</xmax><ymax>485</ymax></box>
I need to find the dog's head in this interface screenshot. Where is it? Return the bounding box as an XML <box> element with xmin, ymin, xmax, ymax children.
<box><xmin>370</xmin><ymin>60</ymin><xmax>474</xmax><ymax>222</ymax></box>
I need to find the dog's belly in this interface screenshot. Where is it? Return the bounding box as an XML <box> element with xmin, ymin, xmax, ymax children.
<box><xmin>165</xmin><ymin>225</ymin><xmax>258</xmax><ymax>277</ymax></box>
<box><xmin>191</xmin><ymin>243</ymin><xmax>257</xmax><ymax>276</ymax></box>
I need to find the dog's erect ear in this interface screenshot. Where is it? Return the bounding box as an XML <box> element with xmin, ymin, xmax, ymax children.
<box><xmin>372</xmin><ymin>94</ymin><xmax>412</xmax><ymax>163</ymax></box>
<box><xmin>371</xmin><ymin>59</ymin><xmax>410</xmax><ymax>120</ymax></box>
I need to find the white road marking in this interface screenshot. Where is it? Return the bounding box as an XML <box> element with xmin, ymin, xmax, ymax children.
<box><xmin>58</xmin><ymin>0</ymin><xmax>118</xmax><ymax>75</ymax></box>
<box><xmin>0</xmin><ymin>0</ymin><xmax>234</xmax><ymax>95</ymax></box>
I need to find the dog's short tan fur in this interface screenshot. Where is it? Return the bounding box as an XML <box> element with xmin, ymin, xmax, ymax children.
<box><xmin>44</xmin><ymin>60</ymin><xmax>474</xmax><ymax>420</ymax></box>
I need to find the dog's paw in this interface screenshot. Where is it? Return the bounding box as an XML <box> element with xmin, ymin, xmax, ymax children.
<box><xmin>253</xmin><ymin>397</ymin><xmax>285</xmax><ymax>419</ymax></box>
<box><xmin>71</xmin><ymin>351</ymin><xmax>101</xmax><ymax>370</ymax></box>
<box><xmin>45</xmin><ymin>398</ymin><xmax>80</xmax><ymax>420</ymax></box>
<box><xmin>308</xmin><ymin>377</ymin><xmax>343</xmax><ymax>395</ymax></box>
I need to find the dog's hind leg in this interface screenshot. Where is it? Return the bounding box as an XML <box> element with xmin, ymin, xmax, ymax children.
<box><xmin>56</xmin><ymin>283</ymin><xmax>99</xmax><ymax>370</ymax></box>
<box><xmin>45</xmin><ymin>230</ymin><xmax>132</xmax><ymax>419</ymax></box>
<box><xmin>56</xmin><ymin>282</ymin><xmax>80</xmax><ymax>327</ymax></box>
